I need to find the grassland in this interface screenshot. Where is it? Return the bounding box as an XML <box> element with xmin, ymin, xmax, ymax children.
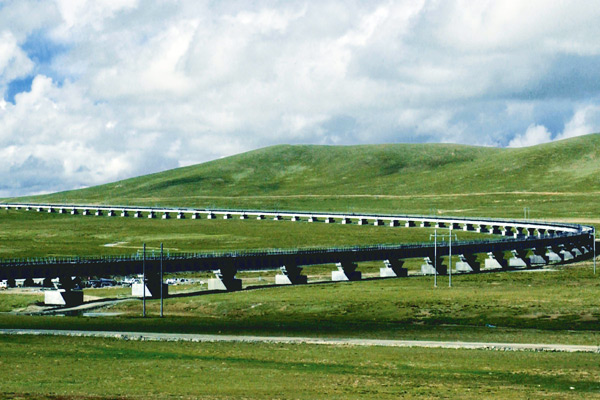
<box><xmin>1</xmin><ymin>136</ymin><xmax>599</xmax><ymax>399</ymax></box>
<box><xmin>2</xmin><ymin>335</ymin><xmax>599</xmax><ymax>400</ymax></box>
<box><xmin>0</xmin><ymin>209</ymin><xmax>485</xmax><ymax>258</ymax></box>
<box><xmin>10</xmin><ymin>134</ymin><xmax>600</xmax><ymax>221</ymax></box>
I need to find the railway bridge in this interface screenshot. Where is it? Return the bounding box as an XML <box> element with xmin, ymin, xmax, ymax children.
<box><xmin>0</xmin><ymin>203</ymin><xmax>595</xmax><ymax>306</ymax></box>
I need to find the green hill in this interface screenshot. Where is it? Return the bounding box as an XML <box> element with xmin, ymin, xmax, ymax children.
<box><xmin>11</xmin><ymin>134</ymin><xmax>600</xmax><ymax>219</ymax></box>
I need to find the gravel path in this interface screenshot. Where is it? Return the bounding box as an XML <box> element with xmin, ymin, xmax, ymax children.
<box><xmin>1</xmin><ymin>329</ymin><xmax>598</xmax><ymax>353</ymax></box>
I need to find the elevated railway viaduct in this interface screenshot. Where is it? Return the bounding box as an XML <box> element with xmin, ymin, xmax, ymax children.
<box><xmin>0</xmin><ymin>203</ymin><xmax>595</xmax><ymax>304</ymax></box>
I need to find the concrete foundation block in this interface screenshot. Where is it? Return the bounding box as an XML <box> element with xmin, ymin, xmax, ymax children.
<box><xmin>528</xmin><ymin>255</ymin><xmax>547</xmax><ymax>265</ymax></box>
<box><xmin>275</xmin><ymin>274</ymin><xmax>308</xmax><ymax>285</ymax></box>
<box><xmin>508</xmin><ymin>257</ymin><xmax>528</xmax><ymax>268</ymax></box>
<box><xmin>44</xmin><ymin>289</ymin><xmax>84</xmax><ymax>306</ymax></box>
<box><xmin>132</xmin><ymin>283</ymin><xmax>169</xmax><ymax>298</ymax></box>
<box><xmin>546</xmin><ymin>250</ymin><xmax>562</xmax><ymax>263</ymax></box>
<box><xmin>208</xmin><ymin>278</ymin><xmax>242</xmax><ymax>291</ymax></box>
<box><xmin>484</xmin><ymin>258</ymin><xmax>504</xmax><ymax>270</ymax></box>
<box><xmin>379</xmin><ymin>267</ymin><xmax>407</xmax><ymax>277</ymax></box>
<box><xmin>332</xmin><ymin>270</ymin><xmax>362</xmax><ymax>281</ymax></box>
<box><xmin>421</xmin><ymin>263</ymin><xmax>437</xmax><ymax>275</ymax></box>
<box><xmin>560</xmin><ymin>250</ymin><xmax>574</xmax><ymax>261</ymax></box>
<box><xmin>454</xmin><ymin>261</ymin><xmax>474</xmax><ymax>273</ymax></box>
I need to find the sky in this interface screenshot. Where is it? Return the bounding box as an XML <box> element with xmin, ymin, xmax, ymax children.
<box><xmin>1</xmin><ymin>0</ymin><xmax>600</xmax><ymax>197</ymax></box>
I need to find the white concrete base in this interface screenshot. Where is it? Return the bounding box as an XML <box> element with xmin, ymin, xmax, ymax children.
<box><xmin>208</xmin><ymin>278</ymin><xmax>242</xmax><ymax>291</ymax></box>
<box><xmin>380</xmin><ymin>267</ymin><xmax>401</xmax><ymax>277</ymax></box>
<box><xmin>44</xmin><ymin>289</ymin><xmax>84</xmax><ymax>306</ymax></box>
<box><xmin>560</xmin><ymin>250</ymin><xmax>574</xmax><ymax>261</ymax></box>
<box><xmin>421</xmin><ymin>264</ymin><xmax>437</xmax><ymax>275</ymax></box>
<box><xmin>508</xmin><ymin>257</ymin><xmax>528</xmax><ymax>268</ymax></box>
<box><xmin>528</xmin><ymin>255</ymin><xmax>547</xmax><ymax>265</ymax></box>
<box><xmin>484</xmin><ymin>258</ymin><xmax>504</xmax><ymax>270</ymax></box>
<box><xmin>332</xmin><ymin>270</ymin><xmax>361</xmax><ymax>281</ymax></box>
<box><xmin>571</xmin><ymin>248</ymin><xmax>583</xmax><ymax>257</ymax></box>
<box><xmin>275</xmin><ymin>274</ymin><xmax>308</xmax><ymax>285</ymax></box>
<box><xmin>454</xmin><ymin>261</ymin><xmax>474</xmax><ymax>273</ymax></box>
<box><xmin>546</xmin><ymin>250</ymin><xmax>562</xmax><ymax>263</ymax></box>
<box><xmin>132</xmin><ymin>283</ymin><xmax>169</xmax><ymax>298</ymax></box>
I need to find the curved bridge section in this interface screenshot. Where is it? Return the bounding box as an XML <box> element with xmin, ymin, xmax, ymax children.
<box><xmin>0</xmin><ymin>203</ymin><xmax>595</xmax><ymax>298</ymax></box>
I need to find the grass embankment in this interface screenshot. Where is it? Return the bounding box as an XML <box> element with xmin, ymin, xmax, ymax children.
<box><xmin>11</xmin><ymin>134</ymin><xmax>600</xmax><ymax>220</ymax></box>
<box><xmin>2</xmin><ymin>335</ymin><xmax>599</xmax><ymax>400</ymax></box>
<box><xmin>0</xmin><ymin>209</ymin><xmax>484</xmax><ymax>258</ymax></box>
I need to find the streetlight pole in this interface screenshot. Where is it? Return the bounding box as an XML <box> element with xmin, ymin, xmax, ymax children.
<box><xmin>449</xmin><ymin>226</ymin><xmax>452</xmax><ymax>288</ymax></box>
<box><xmin>434</xmin><ymin>229</ymin><xmax>437</xmax><ymax>287</ymax></box>
<box><xmin>594</xmin><ymin>227</ymin><xmax>596</xmax><ymax>275</ymax></box>
<box><xmin>160</xmin><ymin>242</ymin><xmax>164</xmax><ymax>317</ymax></box>
<box><xmin>142</xmin><ymin>242</ymin><xmax>146</xmax><ymax>318</ymax></box>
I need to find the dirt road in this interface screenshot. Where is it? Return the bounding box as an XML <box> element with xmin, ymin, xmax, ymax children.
<box><xmin>1</xmin><ymin>329</ymin><xmax>598</xmax><ymax>353</ymax></box>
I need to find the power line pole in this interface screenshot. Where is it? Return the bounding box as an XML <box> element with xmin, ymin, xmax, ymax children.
<box><xmin>594</xmin><ymin>227</ymin><xmax>596</xmax><ymax>275</ymax></box>
<box><xmin>160</xmin><ymin>242</ymin><xmax>164</xmax><ymax>318</ymax></box>
<box><xmin>142</xmin><ymin>243</ymin><xmax>146</xmax><ymax>318</ymax></box>
<box><xmin>449</xmin><ymin>226</ymin><xmax>452</xmax><ymax>288</ymax></box>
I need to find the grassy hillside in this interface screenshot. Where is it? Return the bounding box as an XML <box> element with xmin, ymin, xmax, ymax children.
<box><xmin>9</xmin><ymin>133</ymin><xmax>600</xmax><ymax>218</ymax></box>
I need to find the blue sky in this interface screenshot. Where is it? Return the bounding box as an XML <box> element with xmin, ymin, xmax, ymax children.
<box><xmin>1</xmin><ymin>0</ymin><xmax>600</xmax><ymax>196</ymax></box>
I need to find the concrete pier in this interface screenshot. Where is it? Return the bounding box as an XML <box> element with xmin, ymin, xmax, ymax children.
<box><xmin>291</xmin><ymin>216</ymin><xmax>300</xmax><ymax>221</ymax></box>
<box><xmin>389</xmin><ymin>220</ymin><xmax>399</xmax><ymax>227</ymax></box>
<box><xmin>420</xmin><ymin>221</ymin><xmax>431</xmax><ymax>228</ymax></box>
<box><xmin>463</xmin><ymin>224</ymin><xmax>475</xmax><ymax>231</ymax></box>
<box><xmin>223</xmin><ymin>214</ymin><xmax>231</xmax><ymax>220</ymax></box>
<box><xmin>508</xmin><ymin>250</ymin><xmax>529</xmax><ymax>268</ymax></box>
<box><xmin>380</xmin><ymin>259</ymin><xmax>407</xmax><ymax>277</ymax></box>
<box><xmin>357</xmin><ymin>219</ymin><xmax>368</xmax><ymax>225</ymax></box>
<box><xmin>162</xmin><ymin>212</ymin><xmax>170</xmax><ymax>219</ymax></box>
<box><xmin>134</xmin><ymin>211</ymin><xmax>142</xmax><ymax>218</ymax></box>
<box><xmin>405</xmin><ymin>221</ymin><xmax>415</xmax><ymax>227</ymax></box>
<box><xmin>373</xmin><ymin>219</ymin><xmax>384</xmax><ymax>226</ymax></box>
<box><xmin>44</xmin><ymin>289</ymin><xmax>84</xmax><ymax>306</ymax></box>
<box><xmin>455</xmin><ymin>254</ymin><xmax>480</xmax><ymax>273</ymax></box>
<box><xmin>275</xmin><ymin>264</ymin><xmax>307</xmax><ymax>285</ymax></box>
<box><xmin>208</xmin><ymin>268</ymin><xmax>242</xmax><ymax>291</ymax></box>
<box><xmin>325</xmin><ymin>217</ymin><xmax>334</xmax><ymax>223</ymax></box>
<box><xmin>177</xmin><ymin>212</ymin><xmax>185</xmax><ymax>219</ymax></box>
<box><xmin>121</xmin><ymin>210</ymin><xmax>128</xmax><ymax>217</ymax></box>
<box><xmin>148</xmin><ymin>211</ymin><xmax>155</xmax><ymax>219</ymax></box>
<box><xmin>341</xmin><ymin>217</ymin><xmax>351</xmax><ymax>224</ymax></box>
<box><xmin>239</xmin><ymin>214</ymin><xmax>248</xmax><ymax>220</ymax></box>
<box><xmin>273</xmin><ymin>215</ymin><xmax>282</xmax><ymax>220</ymax></box>
<box><xmin>256</xmin><ymin>215</ymin><xmax>265</xmax><ymax>220</ymax></box>
<box><xmin>207</xmin><ymin>213</ymin><xmax>215</xmax><ymax>219</ymax></box>
<box><xmin>332</xmin><ymin>261</ymin><xmax>361</xmax><ymax>281</ymax></box>
<box><xmin>107</xmin><ymin>210</ymin><xmax>115</xmax><ymax>217</ymax></box>
<box><xmin>484</xmin><ymin>252</ymin><xmax>507</xmax><ymax>269</ymax></box>
<box><xmin>192</xmin><ymin>213</ymin><xmax>200</xmax><ymax>219</ymax></box>
<box><xmin>95</xmin><ymin>209</ymin><xmax>103</xmax><ymax>216</ymax></box>
<box><xmin>82</xmin><ymin>209</ymin><xmax>90</xmax><ymax>216</ymax></box>
<box><xmin>308</xmin><ymin>216</ymin><xmax>317</xmax><ymax>222</ymax></box>
<box><xmin>421</xmin><ymin>257</ymin><xmax>447</xmax><ymax>275</ymax></box>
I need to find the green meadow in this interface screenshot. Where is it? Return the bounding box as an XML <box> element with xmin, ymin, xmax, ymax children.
<box><xmin>1</xmin><ymin>136</ymin><xmax>599</xmax><ymax>399</ymax></box>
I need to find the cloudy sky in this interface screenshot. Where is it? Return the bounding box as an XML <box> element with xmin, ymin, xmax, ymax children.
<box><xmin>1</xmin><ymin>0</ymin><xmax>600</xmax><ymax>196</ymax></box>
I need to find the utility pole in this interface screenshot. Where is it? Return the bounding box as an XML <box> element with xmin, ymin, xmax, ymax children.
<box><xmin>594</xmin><ymin>227</ymin><xmax>597</xmax><ymax>275</ymax></box>
<box><xmin>142</xmin><ymin>243</ymin><xmax>146</xmax><ymax>318</ymax></box>
<box><xmin>449</xmin><ymin>226</ymin><xmax>452</xmax><ymax>288</ymax></box>
<box><xmin>430</xmin><ymin>229</ymin><xmax>437</xmax><ymax>288</ymax></box>
<box><xmin>160</xmin><ymin>242</ymin><xmax>164</xmax><ymax>317</ymax></box>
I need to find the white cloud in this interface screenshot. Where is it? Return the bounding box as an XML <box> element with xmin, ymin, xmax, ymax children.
<box><xmin>508</xmin><ymin>124</ymin><xmax>552</xmax><ymax>148</ymax></box>
<box><xmin>1</xmin><ymin>0</ymin><xmax>600</xmax><ymax>195</ymax></box>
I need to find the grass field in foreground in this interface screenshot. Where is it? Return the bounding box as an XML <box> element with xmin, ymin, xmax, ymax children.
<box><xmin>2</xmin><ymin>262</ymin><xmax>599</xmax><ymax>345</ymax></box>
<box><xmin>1</xmin><ymin>335</ymin><xmax>599</xmax><ymax>400</ymax></box>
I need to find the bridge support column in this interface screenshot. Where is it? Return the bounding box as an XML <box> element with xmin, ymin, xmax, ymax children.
<box><xmin>405</xmin><ymin>221</ymin><xmax>415</xmax><ymax>228</ymax></box>
<box><xmin>192</xmin><ymin>212</ymin><xmax>200</xmax><ymax>219</ymax></box>
<box><xmin>107</xmin><ymin>210</ymin><xmax>115</xmax><ymax>217</ymax></box>
<box><xmin>95</xmin><ymin>209</ymin><xmax>103</xmax><ymax>216</ymax></box>
<box><xmin>509</xmin><ymin>250</ymin><xmax>529</xmax><ymax>269</ymax></box>
<box><xmin>380</xmin><ymin>259</ymin><xmax>407</xmax><ymax>277</ymax></box>
<box><xmin>239</xmin><ymin>214</ymin><xmax>248</xmax><ymax>220</ymax></box>
<box><xmin>275</xmin><ymin>264</ymin><xmax>307</xmax><ymax>285</ymax></box>
<box><xmin>308</xmin><ymin>216</ymin><xmax>317</xmax><ymax>222</ymax></box>
<box><xmin>455</xmin><ymin>254</ymin><xmax>480</xmax><ymax>273</ymax></box>
<box><xmin>530</xmin><ymin>248</ymin><xmax>549</xmax><ymax>265</ymax></box>
<box><xmin>121</xmin><ymin>210</ymin><xmax>128</xmax><ymax>217</ymax></box>
<box><xmin>545</xmin><ymin>247</ymin><xmax>562</xmax><ymax>263</ymax></box>
<box><xmin>389</xmin><ymin>220</ymin><xmax>399</xmax><ymax>227</ymax></box>
<box><xmin>134</xmin><ymin>211</ymin><xmax>142</xmax><ymax>218</ymax></box>
<box><xmin>463</xmin><ymin>224</ymin><xmax>475</xmax><ymax>231</ymax></box>
<box><xmin>332</xmin><ymin>261</ymin><xmax>361</xmax><ymax>281</ymax></box>
<box><xmin>162</xmin><ymin>212</ymin><xmax>170</xmax><ymax>219</ymax></box>
<box><xmin>208</xmin><ymin>268</ymin><xmax>242</xmax><ymax>291</ymax></box>
<box><xmin>44</xmin><ymin>277</ymin><xmax>83</xmax><ymax>306</ymax></box>
<box><xmin>341</xmin><ymin>217</ymin><xmax>351</xmax><ymax>224</ymax></box>
<box><xmin>555</xmin><ymin>246</ymin><xmax>574</xmax><ymax>262</ymax></box>
<box><xmin>484</xmin><ymin>252</ymin><xmax>508</xmax><ymax>270</ymax></box>
<box><xmin>82</xmin><ymin>209</ymin><xmax>90</xmax><ymax>216</ymax></box>
<box><xmin>501</xmin><ymin>227</ymin><xmax>513</xmax><ymax>236</ymax></box>
<box><xmin>177</xmin><ymin>212</ymin><xmax>185</xmax><ymax>219</ymax></box>
<box><xmin>357</xmin><ymin>218</ymin><xmax>368</xmax><ymax>225</ymax></box>
<box><xmin>70</xmin><ymin>208</ymin><xmax>78</xmax><ymax>215</ymax></box>
<box><xmin>132</xmin><ymin>273</ymin><xmax>169</xmax><ymax>298</ymax></box>
<box><xmin>148</xmin><ymin>211</ymin><xmax>156</xmax><ymax>219</ymax></box>
<box><xmin>207</xmin><ymin>213</ymin><xmax>216</xmax><ymax>219</ymax></box>
<box><xmin>420</xmin><ymin>221</ymin><xmax>431</xmax><ymax>228</ymax></box>
<box><xmin>421</xmin><ymin>257</ymin><xmax>446</xmax><ymax>275</ymax></box>
<box><xmin>273</xmin><ymin>215</ymin><xmax>282</xmax><ymax>220</ymax></box>
<box><xmin>324</xmin><ymin>217</ymin><xmax>334</xmax><ymax>223</ymax></box>
<box><xmin>291</xmin><ymin>215</ymin><xmax>300</xmax><ymax>221</ymax></box>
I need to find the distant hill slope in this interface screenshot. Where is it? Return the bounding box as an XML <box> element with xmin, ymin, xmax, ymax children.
<box><xmin>12</xmin><ymin>134</ymin><xmax>600</xmax><ymax>214</ymax></box>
